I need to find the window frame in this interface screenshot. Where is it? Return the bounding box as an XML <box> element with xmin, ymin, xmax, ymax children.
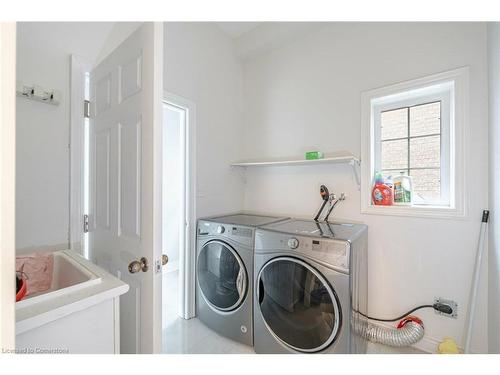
<box><xmin>360</xmin><ymin>67</ymin><xmax>469</xmax><ymax>219</ymax></box>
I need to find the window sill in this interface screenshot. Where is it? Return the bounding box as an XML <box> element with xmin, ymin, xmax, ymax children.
<box><xmin>361</xmin><ymin>204</ymin><xmax>466</xmax><ymax>220</ymax></box>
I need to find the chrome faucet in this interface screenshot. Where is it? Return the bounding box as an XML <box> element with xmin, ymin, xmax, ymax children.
<box><xmin>324</xmin><ymin>192</ymin><xmax>346</xmax><ymax>222</ymax></box>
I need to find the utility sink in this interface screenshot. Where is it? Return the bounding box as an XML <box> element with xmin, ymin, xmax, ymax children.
<box><xmin>16</xmin><ymin>249</ymin><xmax>128</xmax><ymax>353</ymax></box>
<box><xmin>16</xmin><ymin>250</ymin><xmax>102</xmax><ymax>309</ymax></box>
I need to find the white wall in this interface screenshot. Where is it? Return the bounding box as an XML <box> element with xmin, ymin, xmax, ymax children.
<box><xmin>164</xmin><ymin>23</ymin><xmax>245</xmax><ymax>218</ymax></box>
<box><xmin>241</xmin><ymin>22</ymin><xmax>489</xmax><ymax>353</ymax></box>
<box><xmin>488</xmin><ymin>22</ymin><xmax>500</xmax><ymax>354</ymax></box>
<box><xmin>15</xmin><ymin>23</ymin><xmax>117</xmax><ymax>251</ymax></box>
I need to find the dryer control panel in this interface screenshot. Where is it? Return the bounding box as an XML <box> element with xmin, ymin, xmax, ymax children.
<box><xmin>255</xmin><ymin>230</ymin><xmax>350</xmax><ymax>273</ymax></box>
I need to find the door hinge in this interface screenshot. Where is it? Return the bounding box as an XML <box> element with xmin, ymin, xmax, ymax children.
<box><xmin>83</xmin><ymin>214</ymin><xmax>89</xmax><ymax>233</ymax></box>
<box><xmin>84</xmin><ymin>100</ymin><xmax>90</xmax><ymax>119</ymax></box>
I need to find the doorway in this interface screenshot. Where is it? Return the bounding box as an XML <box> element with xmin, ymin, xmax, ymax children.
<box><xmin>161</xmin><ymin>94</ymin><xmax>196</xmax><ymax>353</ymax></box>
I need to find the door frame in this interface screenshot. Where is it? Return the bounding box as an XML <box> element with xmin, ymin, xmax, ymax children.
<box><xmin>163</xmin><ymin>91</ymin><xmax>196</xmax><ymax>320</ymax></box>
<box><xmin>69</xmin><ymin>54</ymin><xmax>92</xmax><ymax>258</ymax></box>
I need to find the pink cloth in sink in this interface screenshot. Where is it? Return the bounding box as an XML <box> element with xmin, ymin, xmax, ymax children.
<box><xmin>16</xmin><ymin>252</ymin><xmax>54</xmax><ymax>295</ymax></box>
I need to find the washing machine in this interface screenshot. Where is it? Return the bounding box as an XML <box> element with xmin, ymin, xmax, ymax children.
<box><xmin>196</xmin><ymin>213</ymin><xmax>289</xmax><ymax>346</ymax></box>
<box><xmin>253</xmin><ymin>219</ymin><xmax>368</xmax><ymax>354</ymax></box>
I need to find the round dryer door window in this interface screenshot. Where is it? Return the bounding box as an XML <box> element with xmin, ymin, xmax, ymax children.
<box><xmin>257</xmin><ymin>257</ymin><xmax>341</xmax><ymax>352</ymax></box>
<box><xmin>197</xmin><ymin>240</ymin><xmax>247</xmax><ymax>311</ymax></box>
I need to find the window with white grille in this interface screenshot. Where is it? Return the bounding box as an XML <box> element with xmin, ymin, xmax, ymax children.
<box><xmin>361</xmin><ymin>68</ymin><xmax>468</xmax><ymax>217</ymax></box>
<box><xmin>376</xmin><ymin>97</ymin><xmax>449</xmax><ymax>205</ymax></box>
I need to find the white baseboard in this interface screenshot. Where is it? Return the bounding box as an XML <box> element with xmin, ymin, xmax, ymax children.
<box><xmin>367</xmin><ymin>320</ymin><xmax>466</xmax><ymax>354</ymax></box>
<box><xmin>412</xmin><ymin>334</ymin><xmax>480</xmax><ymax>354</ymax></box>
<box><xmin>412</xmin><ymin>335</ymin><xmax>440</xmax><ymax>353</ymax></box>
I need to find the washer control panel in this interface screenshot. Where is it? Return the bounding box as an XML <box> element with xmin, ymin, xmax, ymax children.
<box><xmin>231</xmin><ymin>226</ymin><xmax>252</xmax><ymax>238</ymax></box>
<box><xmin>287</xmin><ymin>238</ymin><xmax>299</xmax><ymax>249</ymax></box>
<box><xmin>197</xmin><ymin>220</ymin><xmax>254</xmax><ymax>247</ymax></box>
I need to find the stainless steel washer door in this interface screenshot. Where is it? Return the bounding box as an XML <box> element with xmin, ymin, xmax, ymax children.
<box><xmin>257</xmin><ymin>257</ymin><xmax>341</xmax><ymax>352</ymax></box>
<box><xmin>197</xmin><ymin>240</ymin><xmax>247</xmax><ymax>312</ymax></box>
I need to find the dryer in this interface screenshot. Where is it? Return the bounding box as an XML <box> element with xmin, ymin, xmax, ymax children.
<box><xmin>253</xmin><ymin>219</ymin><xmax>368</xmax><ymax>354</ymax></box>
<box><xmin>196</xmin><ymin>213</ymin><xmax>288</xmax><ymax>346</ymax></box>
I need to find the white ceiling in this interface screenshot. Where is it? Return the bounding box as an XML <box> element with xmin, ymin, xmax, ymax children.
<box><xmin>233</xmin><ymin>22</ymin><xmax>327</xmax><ymax>60</ymax></box>
<box><xmin>216</xmin><ymin>22</ymin><xmax>262</xmax><ymax>39</ymax></box>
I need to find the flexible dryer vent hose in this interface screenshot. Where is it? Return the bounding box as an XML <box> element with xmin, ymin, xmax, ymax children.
<box><xmin>353</xmin><ymin>315</ymin><xmax>425</xmax><ymax>347</ymax></box>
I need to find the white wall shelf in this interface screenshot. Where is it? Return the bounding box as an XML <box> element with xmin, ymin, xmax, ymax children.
<box><xmin>230</xmin><ymin>153</ymin><xmax>361</xmax><ymax>188</ymax></box>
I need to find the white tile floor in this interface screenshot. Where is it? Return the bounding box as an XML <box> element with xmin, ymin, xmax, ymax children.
<box><xmin>161</xmin><ymin>271</ymin><xmax>424</xmax><ymax>355</ymax></box>
<box><xmin>162</xmin><ymin>270</ymin><xmax>254</xmax><ymax>354</ymax></box>
<box><xmin>162</xmin><ymin>316</ymin><xmax>255</xmax><ymax>354</ymax></box>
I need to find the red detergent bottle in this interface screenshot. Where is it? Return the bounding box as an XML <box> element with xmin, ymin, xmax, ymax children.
<box><xmin>372</xmin><ymin>172</ymin><xmax>393</xmax><ymax>206</ymax></box>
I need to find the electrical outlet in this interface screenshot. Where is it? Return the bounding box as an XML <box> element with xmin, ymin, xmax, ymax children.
<box><xmin>434</xmin><ymin>297</ymin><xmax>458</xmax><ymax>318</ymax></box>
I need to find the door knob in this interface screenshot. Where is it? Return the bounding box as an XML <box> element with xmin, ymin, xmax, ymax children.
<box><xmin>162</xmin><ymin>254</ymin><xmax>169</xmax><ymax>266</ymax></box>
<box><xmin>128</xmin><ymin>257</ymin><xmax>149</xmax><ymax>273</ymax></box>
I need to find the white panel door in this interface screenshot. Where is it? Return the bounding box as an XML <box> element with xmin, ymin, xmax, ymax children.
<box><xmin>89</xmin><ymin>23</ymin><xmax>163</xmax><ymax>354</ymax></box>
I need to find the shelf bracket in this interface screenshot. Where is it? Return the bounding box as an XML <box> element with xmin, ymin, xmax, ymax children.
<box><xmin>349</xmin><ymin>159</ymin><xmax>361</xmax><ymax>190</ymax></box>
